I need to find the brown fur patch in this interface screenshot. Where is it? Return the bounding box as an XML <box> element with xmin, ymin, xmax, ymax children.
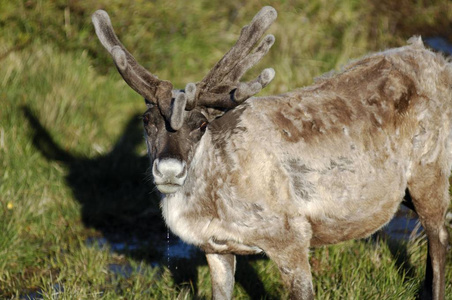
<box><xmin>210</xmin><ymin>106</ymin><xmax>247</xmax><ymax>145</ymax></box>
<box><xmin>272</xmin><ymin>111</ymin><xmax>304</xmax><ymax>143</ymax></box>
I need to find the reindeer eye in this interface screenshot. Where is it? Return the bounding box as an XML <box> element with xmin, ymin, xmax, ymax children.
<box><xmin>143</xmin><ymin>114</ymin><xmax>150</xmax><ymax>126</ymax></box>
<box><xmin>200</xmin><ymin>121</ymin><xmax>208</xmax><ymax>132</ymax></box>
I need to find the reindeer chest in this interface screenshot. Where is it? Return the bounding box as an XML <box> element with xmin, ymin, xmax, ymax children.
<box><xmin>160</xmin><ymin>192</ymin><xmax>264</xmax><ymax>255</ymax></box>
<box><xmin>160</xmin><ymin>193</ymin><xmax>207</xmax><ymax>246</ymax></box>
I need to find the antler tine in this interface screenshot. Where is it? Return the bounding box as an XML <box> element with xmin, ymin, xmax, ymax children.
<box><xmin>92</xmin><ymin>10</ymin><xmax>173</xmax><ymax>107</ymax></box>
<box><xmin>234</xmin><ymin>67</ymin><xmax>275</xmax><ymax>102</ymax></box>
<box><xmin>193</xmin><ymin>6</ymin><xmax>277</xmax><ymax>109</ymax></box>
<box><xmin>200</xmin><ymin>6</ymin><xmax>277</xmax><ymax>88</ymax></box>
<box><xmin>226</xmin><ymin>34</ymin><xmax>275</xmax><ymax>84</ymax></box>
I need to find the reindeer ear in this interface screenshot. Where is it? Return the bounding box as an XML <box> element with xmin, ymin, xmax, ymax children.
<box><xmin>184</xmin><ymin>83</ymin><xmax>197</xmax><ymax>110</ymax></box>
<box><xmin>170</xmin><ymin>92</ymin><xmax>188</xmax><ymax>130</ymax></box>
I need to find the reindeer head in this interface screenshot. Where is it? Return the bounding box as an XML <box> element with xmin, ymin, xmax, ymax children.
<box><xmin>92</xmin><ymin>7</ymin><xmax>277</xmax><ymax>194</ymax></box>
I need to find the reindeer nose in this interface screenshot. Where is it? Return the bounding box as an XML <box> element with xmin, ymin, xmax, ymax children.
<box><xmin>153</xmin><ymin>158</ymin><xmax>187</xmax><ymax>180</ymax></box>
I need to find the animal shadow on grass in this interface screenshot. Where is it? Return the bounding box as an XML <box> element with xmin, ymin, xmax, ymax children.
<box><xmin>22</xmin><ymin>106</ymin><xmax>269</xmax><ymax>298</ymax></box>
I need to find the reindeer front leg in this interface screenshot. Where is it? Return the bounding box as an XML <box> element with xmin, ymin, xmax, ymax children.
<box><xmin>266</xmin><ymin>242</ymin><xmax>314</xmax><ymax>300</ymax></box>
<box><xmin>206</xmin><ymin>253</ymin><xmax>236</xmax><ymax>300</ymax></box>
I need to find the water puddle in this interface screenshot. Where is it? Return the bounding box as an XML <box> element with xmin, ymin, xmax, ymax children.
<box><xmin>20</xmin><ymin>283</ymin><xmax>64</xmax><ymax>300</ymax></box>
<box><xmin>160</xmin><ymin>236</ymin><xmax>195</xmax><ymax>260</ymax></box>
<box><xmin>382</xmin><ymin>205</ymin><xmax>452</xmax><ymax>241</ymax></box>
<box><xmin>382</xmin><ymin>205</ymin><xmax>423</xmax><ymax>241</ymax></box>
<box><xmin>424</xmin><ymin>36</ymin><xmax>452</xmax><ymax>56</ymax></box>
<box><xmin>84</xmin><ymin>233</ymin><xmax>197</xmax><ymax>275</ymax></box>
<box><xmin>86</xmin><ymin>236</ymin><xmax>142</xmax><ymax>252</ymax></box>
<box><xmin>86</xmin><ymin>235</ymin><xmax>196</xmax><ymax>260</ymax></box>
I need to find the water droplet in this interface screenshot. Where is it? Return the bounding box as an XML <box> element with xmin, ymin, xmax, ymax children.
<box><xmin>167</xmin><ymin>228</ymin><xmax>170</xmax><ymax>270</ymax></box>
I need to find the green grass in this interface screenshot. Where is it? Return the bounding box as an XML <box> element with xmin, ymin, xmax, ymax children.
<box><xmin>1</xmin><ymin>0</ymin><xmax>452</xmax><ymax>298</ymax></box>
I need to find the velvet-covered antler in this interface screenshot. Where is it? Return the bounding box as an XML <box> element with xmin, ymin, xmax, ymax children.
<box><xmin>194</xmin><ymin>6</ymin><xmax>277</xmax><ymax>108</ymax></box>
<box><xmin>92</xmin><ymin>10</ymin><xmax>173</xmax><ymax>117</ymax></box>
<box><xmin>93</xmin><ymin>7</ymin><xmax>277</xmax><ymax>130</ymax></box>
<box><xmin>169</xmin><ymin>6</ymin><xmax>277</xmax><ymax>129</ymax></box>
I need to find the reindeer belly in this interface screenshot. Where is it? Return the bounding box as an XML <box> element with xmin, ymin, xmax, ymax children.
<box><xmin>303</xmin><ymin>163</ymin><xmax>407</xmax><ymax>247</ymax></box>
<box><xmin>308</xmin><ymin>199</ymin><xmax>401</xmax><ymax>247</ymax></box>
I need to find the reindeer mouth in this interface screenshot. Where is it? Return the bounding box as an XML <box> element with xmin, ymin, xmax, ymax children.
<box><xmin>156</xmin><ymin>183</ymin><xmax>182</xmax><ymax>194</ymax></box>
<box><xmin>152</xmin><ymin>158</ymin><xmax>187</xmax><ymax>194</ymax></box>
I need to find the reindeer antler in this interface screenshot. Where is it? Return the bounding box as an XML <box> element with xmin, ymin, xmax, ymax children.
<box><xmin>92</xmin><ymin>10</ymin><xmax>173</xmax><ymax>116</ymax></box>
<box><xmin>170</xmin><ymin>6</ymin><xmax>277</xmax><ymax>129</ymax></box>
<box><xmin>195</xmin><ymin>6</ymin><xmax>277</xmax><ymax>108</ymax></box>
<box><xmin>92</xmin><ymin>7</ymin><xmax>277</xmax><ymax>130</ymax></box>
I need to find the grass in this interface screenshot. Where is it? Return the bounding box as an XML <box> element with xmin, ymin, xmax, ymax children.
<box><xmin>1</xmin><ymin>0</ymin><xmax>452</xmax><ymax>298</ymax></box>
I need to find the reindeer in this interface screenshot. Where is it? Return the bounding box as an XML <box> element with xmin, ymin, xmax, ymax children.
<box><xmin>92</xmin><ymin>6</ymin><xmax>451</xmax><ymax>299</ymax></box>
